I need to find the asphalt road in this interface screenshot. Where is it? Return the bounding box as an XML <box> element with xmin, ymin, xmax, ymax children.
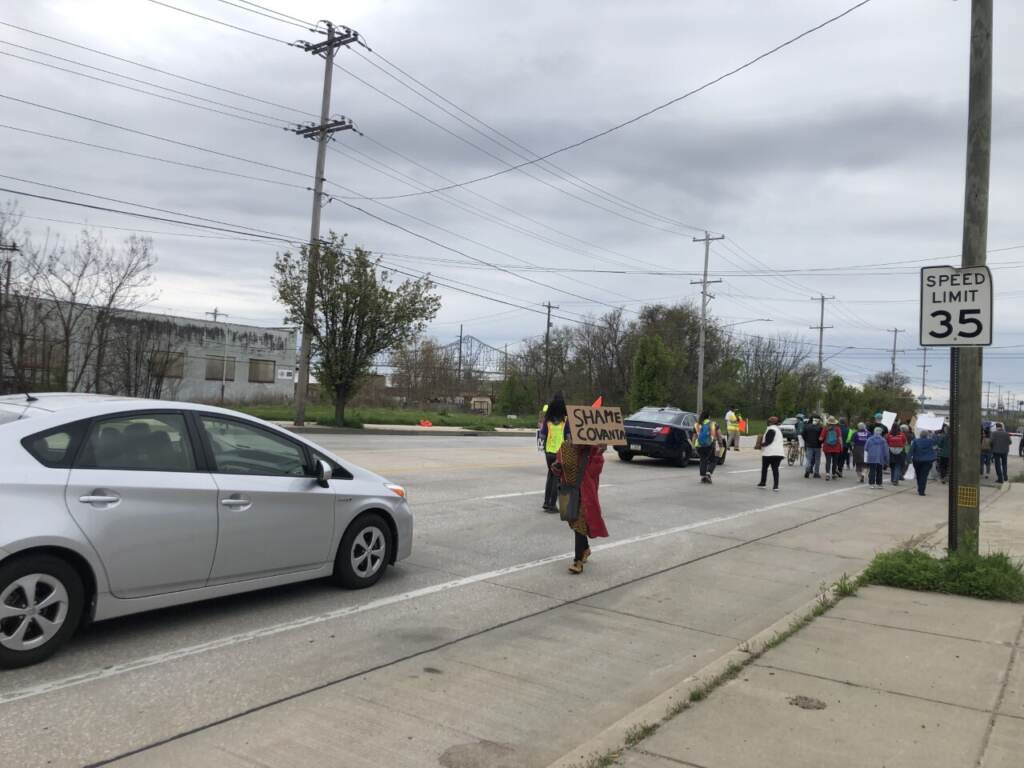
<box><xmin>0</xmin><ymin>434</ymin><xmax>951</xmax><ymax>766</ymax></box>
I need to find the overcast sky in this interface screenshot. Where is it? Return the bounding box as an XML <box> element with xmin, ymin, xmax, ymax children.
<box><xmin>2</xmin><ymin>0</ymin><xmax>1023</xmax><ymax>405</ymax></box>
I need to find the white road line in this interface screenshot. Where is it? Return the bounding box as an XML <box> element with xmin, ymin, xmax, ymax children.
<box><xmin>727</xmin><ymin>469</ymin><xmax>761</xmax><ymax>474</ymax></box>
<box><xmin>0</xmin><ymin>485</ymin><xmax>858</xmax><ymax>706</ymax></box>
<box><xmin>481</xmin><ymin>484</ymin><xmax>618</xmax><ymax>500</ymax></box>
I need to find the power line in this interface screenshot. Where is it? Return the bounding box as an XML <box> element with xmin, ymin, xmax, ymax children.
<box><xmin>210</xmin><ymin>0</ymin><xmax>317</xmax><ymax>31</ymax></box>
<box><xmin>0</xmin><ymin>39</ymin><xmax>296</xmax><ymax>124</ymax></box>
<box><xmin>143</xmin><ymin>0</ymin><xmax>292</xmax><ymax>44</ymax></box>
<box><xmin>0</xmin><ymin>123</ymin><xmax>310</xmax><ymax>191</ymax></box>
<box><xmin>0</xmin><ymin>21</ymin><xmax>315</xmax><ymax>117</ymax></box>
<box><xmin>340</xmin><ymin>0</ymin><xmax>876</xmax><ymax>201</ymax></box>
<box><xmin>0</xmin><ymin>93</ymin><xmax>310</xmax><ymax>179</ymax></box>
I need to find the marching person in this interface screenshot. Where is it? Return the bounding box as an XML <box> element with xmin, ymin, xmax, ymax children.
<box><xmin>553</xmin><ymin>440</ymin><xmax>608</xmax><ymax>575</ymax></box>
<box><xmin>803</xmin><ymin>415</ymin><xmax>823</xmax><ymax>478</ymax></box>
<box><xmin>936</xmin><ymin>424</ymin><xmax>951</xmax><ymax>484</ymax></box>
<box><xmin>980</xmin><ymin>426</ymin><xmax>993</xmax><ymax>479</ymax></box>
<box><xmin>908</xmin><ymin>429</ymin><xmax>938</xmax><ymax>496</ymax></box>
<box><xmin>990</xmin><ymin>422</ymin><xmax>1011</xmax><ymax>484</ymax></box>
<box><xmin>820</xmin><ymin>416</ymin><xmax>844</xmax><ymax>481</ymax></box>
<box><xmin>694</xmin><ymin>409</ymin><xmax>722</xmax><ymax>484</ymax></box>
<box><xmin>852</xmin><ymin>422</ymin><xmax>871</xmax><ymax>483</ymax></box>
<box><xmin>756</xmin><ymin>416</ymin><xmax>785</xmax><ymax>491</ymax></box>
<box><xmin>866</xmin><ymin>427</ymin><xmax>890</xmax><ymax>489</ymax></box>
<box><xmin>539</xmin><ymin>393</ymin><xmax>569</xmax><ymax>512</ymax></box>
<box><xmin>725</xmin><ymin>406</ymin><xmax>741</xmax><ymax>451</ymax></box>
<box><xmin>839</xmin><ymin>417</ymin><xmax>852</xmax><ymax>476</ymax></box>
<box><xmin>886</xmin><ymin>425</ymin><xmax>907</xmax><ymax>485</ymax></box>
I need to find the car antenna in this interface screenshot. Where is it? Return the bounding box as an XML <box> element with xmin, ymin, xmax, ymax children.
<box><xmin>24</xmin><ymin>391</ymin><xmax>38</xmax><ymax>402</ymax></box>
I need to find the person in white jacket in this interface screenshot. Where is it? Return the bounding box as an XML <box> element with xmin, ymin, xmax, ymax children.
<box><xmin>757</xmin><ymin>416</ymin><xmax>786</xmax><ymax>492</ymax></box>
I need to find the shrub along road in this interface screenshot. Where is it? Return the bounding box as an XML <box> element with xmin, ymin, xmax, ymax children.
<box><xmin>0</xmin><ymin>435</ymin><xmax>986</xmax><ymax>767</ymax></box>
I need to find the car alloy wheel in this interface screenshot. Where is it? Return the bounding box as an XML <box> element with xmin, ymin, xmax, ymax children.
<box><xmin>0</xmin><ymin>573</ymin><xmax>70</xmax><ymax>652</ymax></box>
<box><xmin>350</xmin><ymin>526</ymin><xmax>387</xmax><ymax>579</ymax></box>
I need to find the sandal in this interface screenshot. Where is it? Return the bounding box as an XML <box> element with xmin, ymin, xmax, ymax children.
<box><xmin>568</xmin><ymin>560</ymin><xmax>584</xmax><ymax>574</ymax></box>
<box><xmin>581</xmin><ymin>548</ymin><xmax>591</xmax><ymax>563</ymax></box>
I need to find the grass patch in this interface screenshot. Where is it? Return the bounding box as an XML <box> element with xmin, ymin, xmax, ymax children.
<box><xmin>861</xmin><ymin>547</ymin><xmax>1024</xmax><ymax>602</ymax></box>
<box><xmin>832</xmin><ymin>572</ymin><xmax>859</xmax><ymax>598</ymax></box>
<box><xmin>569</xmin><ymin>750</ymin><xmax>621</xmax><ymax>768</ymax></box>
<box><xmin>623</xmin><ymin>722</ymin><xmax>660</xmax><ymax>747</ymax></box>
<box><xmin>688</xmin><ymin>660</ymin><xmax>744</xmax><ymax>702</ymax></box>
<box><xmin>231</xmin><ymin>404</ymin><xmax>527</xmax><ymax>431</ymax></box>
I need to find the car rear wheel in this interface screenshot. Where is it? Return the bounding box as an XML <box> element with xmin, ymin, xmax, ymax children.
<box><xmin>673</xmin><ymin>445</ymin><xmax>691</xmax><ymax>467</ymax></box>
<box><xmin>332</xmin><ymin>513</ymin><xmax>393</xmax><ymax>589</ymax></box>
<box><xmin>617</xmin><ymin>450</ymin><xmax>634</xmax><ymax>462</ymax></box>
<box><xmin>0</xmin><ymin>554</ymin><xmax>84</xmax><ymax>669</ymax></box>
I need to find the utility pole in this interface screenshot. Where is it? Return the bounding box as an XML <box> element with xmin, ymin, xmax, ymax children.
<box><xmin>292</xmin><ymin>22</ymin><xmax>360</xmax><ymax>426</ymax></box>
<box><xmin>949</xmin><ymin>0</ymin><xmax>992</xmax><ymax>554</ymax></box>
<box><xmin>984</xmin><ymin>381</ymin><xmax>992</xmax><ymax>413</ymax></box>
<box><xmin>692</xmin><ymin>231</ymin><xmax>725</xmax><ymax>415</ymax></box>
<box><xmin>206</xmin><ymin>308</ymin><xmax>229</xmax><ymax>405</ymax></box>
<box><xmin>888</xmin><ymin>328</ymin><xmax>905</xmax><ymax>394</ymax></box>
<box><xmin>809</xmin><ymin>295</ymin><xmax>834</xmax><ymax>416</ymax></box>
<box><xmin>917</xmin><ymin>348</ymin><xmax>930</xmax><ymax>408</ymax></box>
<box><xmin>457</xmin><ymin>324</ymin><xmax>464</xmax><ymax>381</ymax></box>
<box><xmin>0</xmin><ymin>242</ymin><xmax>17</xmax><ymax>393</ymax></box>
<box><xmin>543</xmin><ymin>301</ymin><xmax>559</xmax><ymax>394</ymax></box>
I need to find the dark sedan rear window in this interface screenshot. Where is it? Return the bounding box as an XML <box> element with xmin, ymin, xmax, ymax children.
<box><xmin>628</xmin><ymin>409</ymin><xmax>687</xmax><ymax>425</ymax></box>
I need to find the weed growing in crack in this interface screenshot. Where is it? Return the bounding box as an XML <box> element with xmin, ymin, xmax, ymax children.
<box><xmin>624</xmin><ymin>722</ymin><xmax>660</xmax><ymax>747</ymax></box>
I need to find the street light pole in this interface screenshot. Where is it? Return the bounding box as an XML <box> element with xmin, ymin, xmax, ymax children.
<box><xmin>692</xmin><ymin>231</ymin><xmax>725</xmax><ymax>415</ymax></box>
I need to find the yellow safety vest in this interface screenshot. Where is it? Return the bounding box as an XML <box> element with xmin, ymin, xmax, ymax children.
<box><xmin>545</xmin><ymin>421</ymin><xmax>566</xmax><ymax>454</ymax></box>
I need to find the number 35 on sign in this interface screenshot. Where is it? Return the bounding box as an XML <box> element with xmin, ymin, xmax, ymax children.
<box><xmin>919</xmin><ymin>265</ymin><xmax>993</xmax><ymax>347</ymax></box>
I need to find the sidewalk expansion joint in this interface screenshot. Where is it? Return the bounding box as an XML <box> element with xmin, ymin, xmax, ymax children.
<box><xmin>751</xmin><ymin>661</ymin><xmax>1009</xmax><ymax>717</ymax></box>
<box><xmin>635</xmin><ymin>748</ymin><xmax>710</xmax><ymax>768</ymax></box>
<box><xmin>975</xmin><ymin>614</ymin><xmax>1024</xmax><ymax>766</ymax></box>
<box><xmin>821</xmin><ymin>613</ymin><xmax>1019</xmax><ymax>648</ymax></box>
<box><xmin>572</xmin><ymin>603</ymin><xmax>744</xmax><ymax>641</ymax></box>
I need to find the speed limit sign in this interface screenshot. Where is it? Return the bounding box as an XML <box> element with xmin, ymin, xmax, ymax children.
<box><xmin>920</xmin><ymin>265</ymin><xmax>993</xmax><ymax>346</ymax></box>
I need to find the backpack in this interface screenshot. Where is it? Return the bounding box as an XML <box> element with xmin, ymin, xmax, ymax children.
<box><xmin>697</xmin><ymin>420</ymin><xmax>713</xmax><ymax>447</ymax></box>
<box><xmin>826</xmin><ymin>428</ymin><xmax>839</xmax><ymax>447</ymax></box>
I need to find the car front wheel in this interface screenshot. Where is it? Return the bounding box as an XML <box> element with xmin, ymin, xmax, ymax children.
<box><xmin>617</xmin><ymin>450</ymin><xmax>634</xmax><ymax>462</ymax></box>
<box><xmin>0</xmin><ymin>554</ymin><xmax>84</xmax><ymax>669</ymax></box>
<box><xmin>333</xmin><ymin>513</ymin><xmax>393</xmax><ymax>589</ymax></box>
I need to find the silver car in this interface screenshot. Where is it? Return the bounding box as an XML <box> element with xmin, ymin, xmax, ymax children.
<box><xmin>0</xmin><ymin>393</ymin><xmax>413</xmax><ymax>668</ymax></box>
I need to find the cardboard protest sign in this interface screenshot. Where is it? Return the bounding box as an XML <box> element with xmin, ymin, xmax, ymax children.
<box><xmin>567</xmin><ymin>404</ymin><xmax>627</xmax><ymax>446</ymax></box>
<box><xmin>914</xmin><ymin>413</ymin><xmax>945</xmax><ymax>434</ymax></box>
<box><xmin>881</xmin><ymin>411</ymin><xmax>897</xmax><ymax>431</ymax></box>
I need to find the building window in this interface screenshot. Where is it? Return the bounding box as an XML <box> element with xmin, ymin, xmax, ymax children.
<box><xmin>248</xmin><ymin>359</ymin><xmax>276</xmax><ymax>383</ymax></box>
<box><xmin>205</xmin><ymin>356</ymin><xmax>235</xmax><ymax>381</ymax></box>
<box><xmin>150</xmin><ymin>351</ymin><xmax>185</xmax><ymax>379</ymax></box>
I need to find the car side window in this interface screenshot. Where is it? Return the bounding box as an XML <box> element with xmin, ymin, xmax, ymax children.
<box><xmin>200</xmin><ymin>416</ymin><xmax>308</xmax><ymax>477</ymax></box>
<box><xmin>22</xmin><ymin>421</ymin><xmax>86</xmax><ymax>468</ymax></box>
<box><xmin>76</xmin><ymin>413</ymin><xmax>196</xmax><ymax>472</ymax></box>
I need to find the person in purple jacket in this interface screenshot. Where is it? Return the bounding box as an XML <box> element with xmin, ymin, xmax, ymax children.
<box><xmin>851</xmin><ymin>422</ymin><xmax>871</xmax><ymax>483</ymax></box>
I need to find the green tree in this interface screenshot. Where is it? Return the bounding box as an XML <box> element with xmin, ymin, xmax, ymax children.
<box><xmin>496</xmin><ymin>370</ymin><xmax>534</xmax><ymax>416</ymax></box>
<box><xmin>630</xmin><ymin>334</ymin><xmax>675</xmax><ymax>411</ymax></box>
<box><xmin>775</xmin><ymin>372</ymin><xmax>800</xmax><ymax>416</ymax></box>
<box><xmin>273</xmin><ymin>233</ymin><xmax>440</xmax><ymax>424</ymax></box>
<box><xmin>859</xmin><ymin>371</ymin><xmax>918</xmax><ymax>422</ymax></box>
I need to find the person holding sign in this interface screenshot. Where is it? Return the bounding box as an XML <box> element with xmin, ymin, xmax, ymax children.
<box><xmin>556</xmin><ymin>398</ymin><xmax>611</xmax><ymax>575</ymax></box>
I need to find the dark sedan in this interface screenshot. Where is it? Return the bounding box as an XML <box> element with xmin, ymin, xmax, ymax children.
<box><xmin>616</xmin><ymin>407</ymin><xmax>726</xmax><ymax>467</ymax></box>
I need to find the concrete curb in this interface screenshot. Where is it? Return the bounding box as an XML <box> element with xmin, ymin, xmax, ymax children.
<box><xmin>273</xmin><ymin>423</ymin><xmax>536</xmax><ymax>438</ymax></box>
<box><xmin>545</xmin><ymin>583</ymin><xmax>845</xmax><ymax>768</ymax></box>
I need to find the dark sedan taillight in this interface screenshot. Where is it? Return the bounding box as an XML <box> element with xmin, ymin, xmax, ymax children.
<box><xmin>658</xmin><ymin>426</ymin><xmax>671</xmax><ymax>435</ymax></box>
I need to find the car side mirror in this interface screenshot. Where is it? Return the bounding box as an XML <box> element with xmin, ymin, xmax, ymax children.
<box><xmin>315</xmin><ymin>459</ymin><xmax>333</xmax><ymax>488</ymax></box>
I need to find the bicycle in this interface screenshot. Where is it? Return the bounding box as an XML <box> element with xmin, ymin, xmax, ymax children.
<box><xmin>786</xmin><ymin>439</ymin><xmax>803</xmax><ymax>467</ymax></box>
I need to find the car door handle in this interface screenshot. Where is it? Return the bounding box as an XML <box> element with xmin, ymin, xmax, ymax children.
<box><xmin>220</xmin><ymin>498</ymin><xmax>251</xmax><ymax>507</ymax></box>
<box><xmin>79</xmin><ymin>495</ymin><xmax>120</xmax><ymax>504</ymax></box>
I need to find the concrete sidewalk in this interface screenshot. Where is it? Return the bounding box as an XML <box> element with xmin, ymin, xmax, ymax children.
<box><xmin>581</xmin><ymin>485</ymin><xmax>1024</xmax><ymax>768</ymax></box>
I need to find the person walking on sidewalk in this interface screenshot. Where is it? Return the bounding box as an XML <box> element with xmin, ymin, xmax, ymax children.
<box><xmin>553</xmin><ymin>442</ymin><xmax>608</xmax><ymax>574</ymax></box>
<box><xmin>539</xmin><ymin>393</ymin><xmax>569</xmax><ymax>512</ymax></box>
<box><xmin>820</xmin><ymin>416</ymin><xmax>844</xmax><ymax>481</ymax></box>
<box><xmin>908</xmin><ymin>429</ymin><xmax>938</xmax><ymax>496</ymax></box>
<box><xmin>936</xmin><ymin>424</ymin><xmax>951</xmax><ymax>484</ymax></box>
<box><xmin>803</xmin><ymin>415</ymin><xmax>823</xmax><ymax>478</ymax></box>
<box><xmin>866</xmin><ymin>427</ymin><xmax>889</xmax><ymax>488</ymax></box>
<box><xmin>839</xmin><ymin>417</ymin><xmax>853</xmax><ymax>476</ymax></box>
<box><xmin>899</xmin><ymin>424</ymin><xmax>913</xmax><ymax>476</ymax></box>
<box><xmin>990</xmin><ymin>422</ymin><xmax>1011</xmax><ymax>484</ymax></box>
<box><xmin>694</xmin><ymin>410</ymin><xmax>721</xmax><ymax>484</ymax></box>
<box><xmin>852</xmin><ymin>422</ymin><xmax>870</xmax><ymax>483</ymax></box>
<box><xmin>980</xmin><ymin>426</ymin><xmax>993</xmax><ymax>479</ymax></box>
<box><xmin>757</xmin><ymin>416</ymin><xmax>785</xmax><ymax>491</ymax></box>
<box><xmin>886</xmin><ymin>427</ymin><xmax>907</xmax><ymax>485</ymax></box>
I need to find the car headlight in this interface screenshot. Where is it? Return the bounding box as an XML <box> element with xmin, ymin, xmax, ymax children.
<box><xmin>386</xmin><ymin>483</ymin><xmax>407</xmax><ymax>500</ymax></box>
